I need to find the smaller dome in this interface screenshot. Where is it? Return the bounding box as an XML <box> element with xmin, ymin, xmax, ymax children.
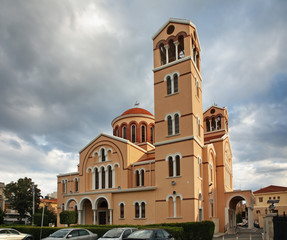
<box><xmin>121</xmin><ymin>108</ymin><xmax>153</xmax><ymax>117</ymax></box>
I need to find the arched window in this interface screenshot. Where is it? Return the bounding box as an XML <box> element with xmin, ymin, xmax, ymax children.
<box><xmin>178</xmin><ymin>35</ymin><xmax>184</xmax><ymax>59</ymax></box>
<box><xmin>108</xmin><ymin>166</ymin><xmax>112</xmax><ymax>188</ymax></box>
<box><xmin>141</xmin><ymin>125</ymin><xmax>146</xmax><ymax>142</ymax></box>
<box><xmin>101</xmin><ymin>167</ymin><xmax>105</xmax><ymax>189</ymax></box>
<box><xmin>176</xmin><ymin>196</ymin><xmax>181</xmax><ymax>217</ymax></box>
<box><xmin>167</xmin><ymin>116</ymin><xmax>173</xmax><ymax>136</ymax></box>
<box><xmin>210</xmin><ymin>164</ymin><xmax>213</xmax><ymax>182</ymax></box>
<box><xmin>195</xmin><ymin>77</ymin><xmax>200</xmax><ymax>97</ymax></box>
<box><xmin>168</xmin><ymin>39</ymin><xmax>176</xmax><ymax>62</ymax></box>
<box><xmin>120</xmin><ymin>203</ymin><xmax>125</xmax><ymax>219</ymax></box>
<box><xmin>159</xmin><ymin>43</ymin><xmax>166</xmax><ymax>65</ymax></box>
<box><xmin>150</xmin><ymin>127</ymin><xmax>154</xmax><ymax>144</ymax></box>
<box><xmin>141</xmin><ymin>169</ymin><xmax>145</xmax><ymax>186</ymax></box>
<box><xmin>141</xmin><ymin>202</ymin><xmax>146</xmax><ymax>218</ymax></box>
<box><xmin>167</xmin><ymin>76</ymin><xmax>172</xmax><ymax>95</ymax></box>
<box><xmin>136</xmin><ymin>170</ymin><xmax>140</xmax><ymax>187</ymax></box>
<box><xmin>131</xmin><ymin>125</ymin><xmax>136</xmax><ymax>143</ymax></box>
<box><xmin>198</xmin><ymin>157</ymin><xmax>203</xmax><ymax>178</ymax></box>
<box><xmin>175</xmin><ymin>114</ymin><xmax>179</xmax><ymax>134</ymax></box>
<box><xmin>197</xmin><ymin>116</ymin><xmax>201</xmax><ymax>137</ymax></box>
<box><xmin>211</xmin><ymin>117</ymin><xmax>216</xmax><ymax>131</ymax></box>
<box><xmin>168</xmin><ymin>197</ymin><xmax>173</xmax><ymax>218</ymax></box>
<box><xmin>168</xmin><ymin>156</ymin><xmax>173</xmax><ymax>177</ymax></box>
<box><xmin>173</xmin><ymin>73</ymin><xmax>178</xmax><ymax>93</ymax></box>
<box><xmin>167</xmin><ymin>194</ymin><xmax>182</xmax><ymax>218</ymax></box>
<box><xmin>95</xmin><ymin>168</ymin><xmax>99</xmax><ymax>189</ymax></box>
<box><xmin>175</xmin><ymin>155</ymin><xmax>180</xmax><ymax>176</ymax></box>
<box><xmin>135</xmin><ymin>202</ymin><xmax>140</xmax><ymax>218</ymax></box>
<box><xmin>115</xmin><ymin>127</ymin><xmax>119</xmax><ymax>137</ymax></box>
<box><xmin>217</xmin><ymin>116</ymin><xmax>221</xmax><ymax>130</ymax></box>
<box><xmin>101</xmin><ymin>148</ymin><xmax>106</xmax><ymax>162</ymax></box>
<box><xmin>122</xmin><ymin>126</ymin><xmax>127</xmax><ymax>139</ymax></box>
<box><xmin>75</xmin><ymin>178</ymin><xmax>79</xmax><ymax>192</ymax></box>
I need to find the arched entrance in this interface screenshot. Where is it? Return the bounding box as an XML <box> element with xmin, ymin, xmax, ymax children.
<box><xmin>97</xmin><ymin>198</ymin><xmax>108</xmax><ymax>225</ymax></box>
<box><xmin>82</xmin><ymin>199</ymin><xmax>93</xmax><ymax>225</ymax></box>
<box><xmin>225</xmin><ymin>191</ymin><xmax>254</xmax><ymax>233</ymax></box>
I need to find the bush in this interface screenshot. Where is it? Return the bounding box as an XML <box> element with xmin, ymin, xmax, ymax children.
<box><xmin>59</xmin><ymin>211</ymin><xmax>77</xmax><ymax>226</ymax></box>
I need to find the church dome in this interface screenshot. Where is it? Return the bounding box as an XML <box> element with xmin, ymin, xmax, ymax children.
<box><xmin>111</xmin><ymin>107</ymin><xmax>155</xmax><ymax>145</ymax></box>
<box><xmin>121</xmin><ymin>107</ymin><xmax>154</xmax><ymax>117</ymax></box>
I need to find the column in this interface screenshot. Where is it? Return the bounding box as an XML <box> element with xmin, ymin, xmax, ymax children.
<box><xmin>93</xmin><ymin>210</ymin><xmax>96</xmax><ymax>225</ymax></box>
<box><xmin>173</xmin><ymin>159</ymin><xmax>176</xmax><ymax>177</ymax></box>
<box><xmin>173</xmin><ymin>198</ymin><xmax>177</xmax><ymax>218</ymax></box>
<box><xmin>109</xmin><ymin>209</ymin><xmax>113</xmax><ymax>225</ymax></box>
<box><xmin>248</xmin><ymin>207</ymin><xmax>254</xmax><ymax>229</ymax></box>
<box><xmin>174</xmin><ymin>41</ymin><xmax>179</xmax><ymax>61</ymax></box>
<box><xmin>78</xmin><ymin>210</ymin><xmax>82</xmax><ymax>225</ymax></box>
<box><xmin>164</xmin><ymin>45</ymin><xmax>169</xmax><ymax>64</ymax></box>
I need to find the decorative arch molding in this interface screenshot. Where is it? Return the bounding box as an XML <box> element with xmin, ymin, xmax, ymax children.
<box><xmin>166</xmin><ymin>193</ymin><xmax>183</xmax><ymax>202</ymax></box>
<box><xmin>79</xmin><ymin>196</ymin><xmax>94</xmax><ymax>210</ymax></box>
<box><xmin>86</xmin><ymin>167</ymin><xmax>92</xmax><ymax>173</ymax></box>
<box><xmin>155</xmin><ymin>31</ymin><xmax>188</xmax><ymax>49</ymax></box>
<box><xmin>164</xmin><ymin>111</ymin><xmax>181</xmax><ymax>120</ymax></box>
<box><xmin>118</xmin><ymin>201</ymin><xmax>125</xmax><ymax>206</ymax></box>
<box><xmin>225</xmin><ymin>193</ymin><xmax>251</xmax><ymax>209</ymax></box>
<box><xmin>65</xmin><ymin>197</ymin><xmax>79</xmax><ymax>210</ymax></box>
<box><xmin>94</xmin><ymin>195</ymin><xmax>111</xmax><ymax>210</ymax></box>
<box><xmin>163</xmin><ymin>71</ymin><xmax>180</xmax><ymax>82</ymax></box>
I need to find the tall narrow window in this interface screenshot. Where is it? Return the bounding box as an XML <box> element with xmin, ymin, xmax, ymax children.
<box><xmin>173</xmin><ymin>74</ymin><xmax>178</xmax><ymax>93</ymax></box>
<box><xmin>175</xmin><ymin>114</ymin><xmax>179</xmax><ymax>134</ymax></box>
<box><xmin>75</xmin><ymin>178</ymin><xmax>79</xmax><ymax>192</ymax></box>
<box><xmin>150</xmin><ymin>127</ymin><xmax>154</xmax><ymax>144</ymax></box>
<box><xmin>136</xmin><ymin>171</ymin><xmax>140</xmax><ymax>187</ymax></box>
<box><xmin>211</xmin><ymin>118</ymin><xmax>216</xmax><ymax>131</ymax></box>
<box><xmin>141</xmin><ymin>125</ymin><xmax>146</xmax><ymax>142</ymax></box>
<box><xmin>120</xmin><ymin>203</ymin><xmax>125</xmax><ymax>219</ymax></box>
<box><xmin>95</xmin><ymin>169</ymin><xmax>99</xmax><ymax>189</ymax></box>
<box><xmin>135</xmin><ymin>202</ymin><xmax>140</xmax><ymax>218</ymax></box>
<box><xmin>141</xmin><ymin>202</ymin><xmax>146</xmax><ymax>218</ymax></box>
<box><xmin>175</xmin><ymin>155</ymin><xmax>180</xmax><ymax>176</ymax></box>
<box><xmin>108</xmin><ymin>166</ymin><xmax>112</xmax><ymax>188</ymax></box>
<box><xmin>167</xmin><ymin>76</ymin><xmax>172</xmax><ymax>95</ymax></box>
<box><xmin>168</xmin><ymin>39</ymin><xmax>176</xmax><ymax>62</ymax></box>
<box><xmin>178</xmin><ymin>35</ymin><xmax>184</xmax><ymax>59</ymax></box>
<box><xmin>197</xmin><ymin>116</ymin><xmax>201</xmax><ymax>137</ymax></box>
<box><xmin>198</xmin><ymin>157</ymin><xmax>202</xmax><ymax>179</ymax></box>
<box><xmin>115</xmin><ymin>127</ymin><xmax>119</xmax><ymax>137</ymax></box>
<box><xmin>168</xmin><ymin>157</ymin><xmax>173</xmax><ymax>177</ymax></box>
<box><xmin>140</xmin><ymin>169</ymin><xmax>145</xmax><ymax>186</ymax></box>
<box><xmin>122</xmin><ymin>126</ymin><xmax>127</xmax><ymax>139</ymax></box>
<box><xmin>101</xmin><ymin>168</ymin><xmax>105</xmax><ymax>189</ymax></box>
<box><xmin>131</xmin><ymin>125</ymin><xmax>136</xmax><ymax>143</ymax></box>
<box><xmin>167</xmin><ymin>116</ymin><xmax>173</xmax><ymax>135</ymax></box>
<box><xmin>101</xmin><ymin>148</ymin><xmax>106</xmax><ymax>162</ymax></box>
<box><xmin>160</xmin><ymin>43</ymin><xmax>166</xmax><ymax>65</ymax></box>
<box><xmin>217</xmin><ymin>116</ymin><xmax>221</xmax><ymax>130</ymax></box>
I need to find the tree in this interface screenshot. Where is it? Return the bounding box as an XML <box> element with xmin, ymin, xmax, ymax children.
<box><xmin>0</xmin><ymin>207</ymin><xmax>5</xmax><ymax>224</ymax></box>
<box><xmin>4</xmin><ymin>177</ymin><xmax>41</xmax><ymax>222</ymax></box>
<box><xmin>34</xmin><ymin>207</ymin><xmax>57</xmax><ymax>226</ymax></box>
<box><xmin>60</xmin><ymin>211</ymin><xmax>78</xmax><ymax>226</ymax></box>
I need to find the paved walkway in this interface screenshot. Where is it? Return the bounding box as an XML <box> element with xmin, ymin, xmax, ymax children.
<box><xmin>213</xmin><ymin>227</ymin><xmax>263</xmax><ymax>240</ymax></box>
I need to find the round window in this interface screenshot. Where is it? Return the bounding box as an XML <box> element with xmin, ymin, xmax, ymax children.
<box><xmin>167</xmin><ymin>25</ymin><xmax>175</xmax><ymax>35</ymax></box>
<box><xmin>210</xmin><ymin>109</ymin><xmax>215</xmax><ymax>114</ymax></box>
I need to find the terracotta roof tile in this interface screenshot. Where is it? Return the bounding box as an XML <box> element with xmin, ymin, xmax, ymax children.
<box><xmin>253</xmin><ymin>185</ymin><xmax>287</xmax><ymax>194</ymax></box>
<box><xmin>121</xmin><ymin>108</ymin><xmax>153</xmax><ymax>116</ymax></box>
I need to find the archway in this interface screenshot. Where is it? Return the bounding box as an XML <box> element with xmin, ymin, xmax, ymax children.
<box><xmin>225</xmin><ymin>192</ymin><xmax>254</xmax><ymax>233</ymax></box>
<box><xmin>82</xmin><ymin>199</ymin><xmax>93</xmax><ymax>225</ymax></box>
<box><xmin>96</xmin><ymin>198</ymin><xmax>109</xmax><ymax>225</ymax></box>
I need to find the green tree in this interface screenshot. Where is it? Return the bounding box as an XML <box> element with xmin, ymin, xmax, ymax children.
<box><xmin>4</xmin><ymin>177</ymin><xmax>41</xmax><ymax>222</ymax></box>
<box><xmin>60</xmin><ymin>211</ymin><xmax>78</xmax><ymax>226</ymax></box>
<box><xmin>34</xmin><ymin>207</ymin><xmax>57</xmax><ymax>226</ymax></box>
<box><xmin>0</xmin><ymin>207</ymin><xmax>5</xmax><ymax>224</ymax></box>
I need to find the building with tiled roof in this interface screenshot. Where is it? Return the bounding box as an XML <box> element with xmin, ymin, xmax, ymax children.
<box><xmin>253</xmin><ymin>185</ymin><xmax>287</xmax><ymax>227</ymax></box>
<box><xmin>57</xmin><ymin>18</ymin><xmax>254</xmax><ymax>233</ymax></box>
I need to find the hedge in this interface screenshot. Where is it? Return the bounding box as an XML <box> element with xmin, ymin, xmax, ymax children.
<box><xmin>0</xmin><ymin>220</ymin><xmax>214</xmax><ymax>240</ymax></box>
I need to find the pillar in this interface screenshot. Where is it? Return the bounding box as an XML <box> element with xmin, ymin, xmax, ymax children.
<box><xmin>248</xmin><ymin>207</ymin><xmax>254</xmax><ymax>229</ymax></box>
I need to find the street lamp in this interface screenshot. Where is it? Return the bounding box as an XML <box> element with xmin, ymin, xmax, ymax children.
<box><xmin>39</xmin><ymin>195</ymin><xmax>45</xmax><ymax>240</ymax></box>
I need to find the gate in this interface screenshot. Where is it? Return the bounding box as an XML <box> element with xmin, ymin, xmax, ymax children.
<box><xmin>273</xmin><ymin>214</ymin><xmax>287</xmax><ymax>240</ymax></box>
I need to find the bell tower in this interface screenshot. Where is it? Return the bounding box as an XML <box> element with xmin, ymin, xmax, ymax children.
<box><xmin>152</xmin><ymin>18</ymin><xmax>204</xmax><ymax>222</ymax></box>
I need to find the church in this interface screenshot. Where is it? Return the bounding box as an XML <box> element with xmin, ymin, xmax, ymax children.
<box><xmin>57</xmin><ymin>18</ymin><xmax>254</xmax><ymax>233</ymax></box>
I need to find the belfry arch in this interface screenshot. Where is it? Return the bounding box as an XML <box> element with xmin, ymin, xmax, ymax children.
<box><xmin>225</xmin><ymin>191</ymin><xmax>254</xmax><ymax>232</ymax></box>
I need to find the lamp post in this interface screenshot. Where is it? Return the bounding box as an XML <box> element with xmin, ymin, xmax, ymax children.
<box><xmin>40</xmin><ymin>196</ymin><xmax>45</xmax><ymax>240</ymax></box>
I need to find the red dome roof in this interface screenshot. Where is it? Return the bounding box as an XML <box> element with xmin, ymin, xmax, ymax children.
<box><xmin>121</xmin><ymin>108</ymin><xmax>153</xmax><ymax>116</ymax></box>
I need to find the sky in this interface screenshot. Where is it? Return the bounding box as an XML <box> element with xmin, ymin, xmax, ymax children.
<box><xmin>0</xmin><ymin>0</ymin><xmax>286</xmax><ymax>197</ymax></box>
